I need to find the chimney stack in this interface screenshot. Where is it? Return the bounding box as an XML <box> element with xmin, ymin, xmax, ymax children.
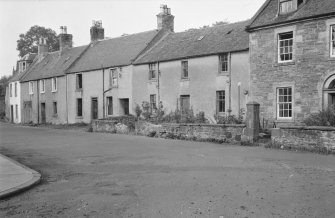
<box><xmin>38</xmin><ymin>38</ymin><xmax>48</xmax><ymax>61</ymax></box>
<box><xmin>90</xmin><ymin>20</ymin><xmax>104</xmax><ymax>42</ymax></box>
<box><xmin>59</xmin><ymin>26</ymin><xmax>73</xmax><ymax>53</ymax></box>
<box><xmin>157</xmin><ymin>5</ymin><xmax>174</xmax><ymax>32</ymax></box>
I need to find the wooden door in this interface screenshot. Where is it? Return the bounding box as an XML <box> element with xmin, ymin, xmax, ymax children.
<box><xmin>41</xmin><ymin>103</ymin><xmax>46</xmax><ymax>124</ymax></box>
<box><xmin>91</xmin><ymin>98</ymin><xmax>98</xmax><ymax>120</ymax></box>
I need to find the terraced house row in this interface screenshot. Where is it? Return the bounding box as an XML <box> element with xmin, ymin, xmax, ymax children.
<box><xmin>7</xmin><ymin>0</ymin><xmax>335</xmax><ymax>127</ymax></box>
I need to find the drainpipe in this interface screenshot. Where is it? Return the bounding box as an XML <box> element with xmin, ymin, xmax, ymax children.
<box><xmin>228</xmin><ymin>52</ymin><xmax>232</xmax><ymax>115</ymax></box>
<box><xmin>238</xmin><ymin>82</ymin><xmax>241</xmax><ymax>113</ymax></box>
<box><xmin>37</xmin><ymin>80</ymin><xmax>40</xmax><ymax>123</ymax></box>
<box><xmin>102</xmin><ymin>68</ymin><xmax>105</xmax><ymax>119</ymax></box>
<box><xmin>157</xmin><ymin>62</ymin><xmax>161</xmax><ymax>104</ymax></box>
<box><xmin>66</xmin><ymin>74</ymin><xmax>68</xmax><ymax>124</ymax></box>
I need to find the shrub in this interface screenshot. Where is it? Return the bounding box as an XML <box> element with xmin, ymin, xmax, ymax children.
<box><xmin>141</xmin><ymin>101</ymin><xmax>151</xmax><ymax>120</ymax></box>
<box><xmin>135</xmin><ymin>104</ymin><xmax>142</xmax><ymax>120</ymax></box>
<box><xmin>214</xmin><ymin>108</ymin><xmax>245</xmax><ymax>124</ymax></box>
<box><xmin>303</xmin><ymin>107</ymin><xmax>335</xmax><ymax>127</ymax></box>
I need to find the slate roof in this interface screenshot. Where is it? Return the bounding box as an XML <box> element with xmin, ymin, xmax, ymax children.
<box><xmin>67</xmin><ymin>30</ymin><xmax>161</xmax><ymax>73</ymax></box>
<box><xmin>134</xmin><ymin>20</ymin><xmax>250</xmax><ymax>64</ymax></box>
<box><xmin>248</xmin><ymin>0</ymin><xmax>335</xmax><ymax>30</ymax></box>
<box><xmin>21</xmin><ymin>45</ymin><xmax>88</xmax><ymax>82</ymax></box>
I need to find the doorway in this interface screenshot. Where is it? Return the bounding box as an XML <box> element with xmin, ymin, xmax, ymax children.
<box><xmin>41</xmin><ymin>103</ymin><xmax>46</xmax><ymax>124</ymax></box>
<box><xmin>119</xmin><ymin>98</ymin><xmax>129</xmax><ymax>115</ymax></box>
<box><xmin>10</xmin><ymin>105</ymin><xmax>14</xmax><ymax>123</ymax></box>
<box><xmin>91</xmin><ymin>97</ymin><xmax>98</xmax><ymax>120</ymax></box>
<box><xmin>23</xmin><ymin>101</ymin><xmax>32</xmax><ymax>123</ymax></box>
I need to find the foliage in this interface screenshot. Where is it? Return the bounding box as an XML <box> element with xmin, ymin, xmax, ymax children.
<box><xmin>303</xmin><ymin>107</ymin><xmax>335</xmax><ymax>127</ymax></box>
<box><xmin>162</xmin><ymin>109</ymin><xmax>207</xmax><ymax>124</ymax></box>
<box><xmin>214</xmin><ymin>108</ymin><xmax>245</xmax><ymax>124</ymax></box>
<box><xmin>185</xmin><ymin>20</ymin><xmax>229</xmax><ymax>31</ymax></box>
<box><xmin>0</xmin><ymin>75</ymin><xmax>12</xmax><ymax>97</ymax></box>
<box><xmin>17</xmin><ymin>25</ymin><xmax>59</xmax><ymax>57</ymax></box>
<box><xmin>141</xmin><ymin>101</ymin><xmax>151</xmax><ymax>120</ymax></box>
<box><xmin>135</xmin><ymin>104</ymin><xmax>142</xmax><ymax>119</ymax></box>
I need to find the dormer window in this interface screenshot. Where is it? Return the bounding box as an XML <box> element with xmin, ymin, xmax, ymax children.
<box><xmin>18</xmin><ymin>61</ymin><xmax>27</xmax><ymax>73</ymax></box>
<box><xmin>279</xmin><ymin>0</ymin><xmax>296</xmax><ymax>14</ymax></box>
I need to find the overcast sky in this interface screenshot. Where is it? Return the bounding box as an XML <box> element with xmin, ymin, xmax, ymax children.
<box><xmin>0</xmin><ymin>0</ymin><xmax>265</xmax><ymax>77</ymax></box>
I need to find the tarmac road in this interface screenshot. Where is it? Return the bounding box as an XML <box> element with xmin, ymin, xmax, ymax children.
<box><xmin>0</xmin><ymin>122</ymin><xmax>335</xmax><ymax>218</ymax></box>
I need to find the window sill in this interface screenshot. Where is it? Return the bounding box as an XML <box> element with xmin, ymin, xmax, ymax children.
<box><xmin>275</xmin><ymin>61</ymin><xmax>295</xmax><ymax>66</ymax></box>
<box><xmin>75</xmin><ymin>89</ymin><xmax>83</xmax><ymax>92</ymax></box>
<box><xmin>52</xmin><ymin>90</ymin><xmax>57</xmax><ymax>93</ymax></box>
<box><xmin>76</xmin><ymin>116</ymin><xmax>83</xmax><ymax>119</ymax></box>
<box><xmin>217</xmin><ymin>72</ymin><xmax>229</xmax><ymax>76</ymax></box>
<box><xmin>147</xmin><ymin>79</ymin><xmax>157</xmax><ymax>83</ymax></box>
<box><xmin>180</xmin><ymin>78</ymin><xmax>190</xmax><ymax>82</ymax></box>
<box><xmin>109</xmin><ymin>85</ymin><xmax>118</xmax><ymax>89</ymax></box>
<box><xmin>275</xmin><ymin>118</ymin><xmax>294</xmax><ymax>123</ymax></box>
<box><xmin>40</xmin><ymin>92</ymin><xmax>45</xmax><ymax>94</ymax></box>
<box><xmin>29</xmin><ymin>93</ymin><xmax>33</xmax><ymax>95</ymax></box>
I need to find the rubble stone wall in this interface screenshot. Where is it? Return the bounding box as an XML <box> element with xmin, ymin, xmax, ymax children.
<box><xmin>271</xmin><ymin>127</ymin><xmax>335</xmax><ymax>154</ymax></box>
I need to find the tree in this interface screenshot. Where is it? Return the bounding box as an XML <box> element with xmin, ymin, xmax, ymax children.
<box><xmin>16</xmin><ymin>25</ymin><xmax>59</xmax><ymax>58</ymax></box>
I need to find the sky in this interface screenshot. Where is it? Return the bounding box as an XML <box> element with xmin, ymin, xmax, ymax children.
<box><xmin>0</xmin><ymin>0</ymin><xmax>265</xmax><ymax>78</ymax></box>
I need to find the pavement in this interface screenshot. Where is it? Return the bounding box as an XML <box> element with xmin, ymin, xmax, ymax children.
<box><xmin>0</xmin><ymin>153</ymin><xmax>41</xmax><ymax>199</ymax></box>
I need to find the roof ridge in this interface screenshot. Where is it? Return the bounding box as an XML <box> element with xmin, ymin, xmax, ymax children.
<box><xmin>98</xmin><ymin>29</ymin><xmax>159</xmax><ymax>42</ymax></box>
<box><xmin>133</xmin><ymin>29</ymin><xmax>171</xmax><ymax>64</ymax></box>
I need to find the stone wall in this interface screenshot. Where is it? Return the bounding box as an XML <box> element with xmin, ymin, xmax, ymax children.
<box><xmin>271</xmin><ymin>127</ymin><xmax>335</xmax><ymax>154</ymax></box>
<box><xmin>135</xmin><ymin>121</ymin><xmax>246</xmax><ymax>144</ymax></box>
<box><xmin>249</xmin><ymin>18</ymin><xmax>335</xmax><ymax>127</ymax></box>
<box><xmin>91</xmin><ymin>119</ymin><xmax>133</xmax><ymax>134</ymax></box>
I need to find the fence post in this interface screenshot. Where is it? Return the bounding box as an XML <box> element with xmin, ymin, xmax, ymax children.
<box><xmin>244</xmin><ymin>101</ymin><xmax>260</xmax><ymax>142</ymax></box>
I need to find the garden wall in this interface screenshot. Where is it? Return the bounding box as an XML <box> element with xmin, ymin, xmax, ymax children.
<box><xmin>271</xmin><ymin>127</ymin><xmax>335</xmax><ymax>154</ymax></box>
<box><xmin>136</xmin><ymin>121</ymin><xmax>247</xmax><ymax>144</ymax></box>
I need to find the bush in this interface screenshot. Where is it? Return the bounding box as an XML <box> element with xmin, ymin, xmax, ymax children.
<box><xmin>303</xmin><ymin>107</ymin><xmax>335</xmax><ymax>127</ymax></box>
<box><xmin>135</xmin><ymin>104</ymin><xmax>142</xmax><ymax>120</ymax></box>
<box><xmin>214</xmin><ymin>108</ymin><xmax>245</xmax><ymax>124</ymax></box>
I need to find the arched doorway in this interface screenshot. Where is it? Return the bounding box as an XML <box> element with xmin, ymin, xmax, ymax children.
<box><xmin>323</xmin><ymin>74</ymin><xmax>335</xmax><ymax>109</ymax></box>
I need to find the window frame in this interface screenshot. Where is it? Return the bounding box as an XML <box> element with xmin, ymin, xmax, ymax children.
<box><xmin>29</xmin><ymin>81</ymin><xmax>34</xmax><ymax>95</ymax></box>
<box><xmin>149</xmin><ymin>63</ymin><xmax>156</xmax><ymax>80</ymax></box>
<box><xmin>150</xmin><ymin>94</ymin><xmax>157</xmax><ymax>112</ymax></box>
<box><xmin>331</xmin><ymin>24</ymin><xmax>335</xmax><ymax>58</ymax></box>
<box><xmin>40</xmin><ymin>79</ymin><xmax>45</xmax><ymax>93</ymax></box>
<box><xmin>216</xmin><ymin>90</ymin><xmax>225</xmax><ymax>113</ymax></box>
<box><xmin>180</xmin><ymin>95</ymin><xmax>190</xmax><ymax>112</ymax></box>
<box><xmin>181</xmin><ymin>61</ymin><xmax>189</xmax><ymax>79</ymax></box>
<box><xmin>76</xmin><ymin>73</ymin><xmax>83</xmax><ymax>90</ymax></box>
<box><xmin>279</xmin><ymin>0</ymin><xmax>295</xmax><ymax>14</ymax></box>
<box><xmin>219</xmin><ymin>53</ymin><xmax>229</xmax><ymax>74</ymax></box>
<box><xmin>9</xmin><ymin>83</ymin><xmax>12</xmax><ymax>97</ymax></box>
<box><xmin>77</xmin><ymin>98</ymin><xmax>83</xmax><ymax>117</ymax></box>
<box><xmin>106</xmin><ymin>96</ymin><xmax>113</xmax><ymax>116</ymax></box>
<box><xmin>110</xmin><ymin>68</ymin><xmax>118</xmax><ymax>87</ymax></box>
<box><xmin>276</xmin><ymin>87</ymin><xmax>293</xmax><ymax>119</ymax></box>
<box><xmin>51</xmin><ymin>77</ymin><xmax>57</xmax><ymax>92</ymax></box>
<box><xmin>14</xmin><ymin>82</ymin><xmax>17</xmax><ymax>97</ymax></box>
<box><xmin>278</xmin><ymin>31</ymin><xmax>294</xmax><ymax>63</ymax></box>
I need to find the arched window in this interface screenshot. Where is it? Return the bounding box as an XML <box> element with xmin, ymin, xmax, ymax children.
<box><xmin>323</xmin><ymin>75</ymin><xmax>335</xmax><ymax>109</ymax></box>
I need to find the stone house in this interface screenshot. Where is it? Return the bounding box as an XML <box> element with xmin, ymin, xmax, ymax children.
<box><xmin>20</xmin><ymin>29</ymin><xmax>88</xmax><ymax>124</ymax></box>
<box><xmin>65</xmin><ymin>6</ymin><xmax>173</xmax><ymax>123</ymax></box>
<box><xmin>7</xmin><ymin>53</ymin><xmax>36</xmax><ymax>123</ymax></box>
<box><xmin>247</xmin><ymin>0</ymin><xmax>335</xmax><ymax>126</ymax></box>
<box><xmin>133</xmin><ymin>20</ymin><xmax>250</xmax><ymax>121</ymax></box>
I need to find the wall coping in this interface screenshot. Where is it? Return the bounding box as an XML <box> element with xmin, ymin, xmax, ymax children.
<box><xmin>162</xmin><ymin>123</ymin><xmax>246</xmax><ymax>128</ymax></box>
<box><xmin>279</xmin><ymin>126</ymin><xmax>335</xmax><ymax>131</ymax></box>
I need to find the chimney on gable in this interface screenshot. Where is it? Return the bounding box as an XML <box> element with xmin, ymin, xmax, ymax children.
<box><xmin>157</xmin><ymin>4</ymin><xmax>174</xmax><ymax>32</ymax></box>
<box><xmin>59</xmin><ymin>26</ymin><xmax>73</xmax><ymax>53</ymax></box>
<box><xmin>38</xmin><ymin>38</ymin><xmax>48</xmax><ymax>61</ymax></box>
<box><xmin>90</xmin><ymin>20</ymin><xmax>104</xmax><ymax>42</ymax></box>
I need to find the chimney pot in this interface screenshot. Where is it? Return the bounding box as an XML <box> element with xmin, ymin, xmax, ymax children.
<box><xmin>157</xmin><ymin>5</ymin><xmax>174</xmax><ymax>32</ymax></box>
<box><xmin>90</xmin><ymin>20</ymin><xmax>105</xmax><ymax>42</ymax></box>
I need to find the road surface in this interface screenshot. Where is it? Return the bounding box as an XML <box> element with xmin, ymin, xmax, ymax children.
<box><xmin>0</xmin><ymin>122</ymin><xmax>334</xmax><ymax>218</ymax></box>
